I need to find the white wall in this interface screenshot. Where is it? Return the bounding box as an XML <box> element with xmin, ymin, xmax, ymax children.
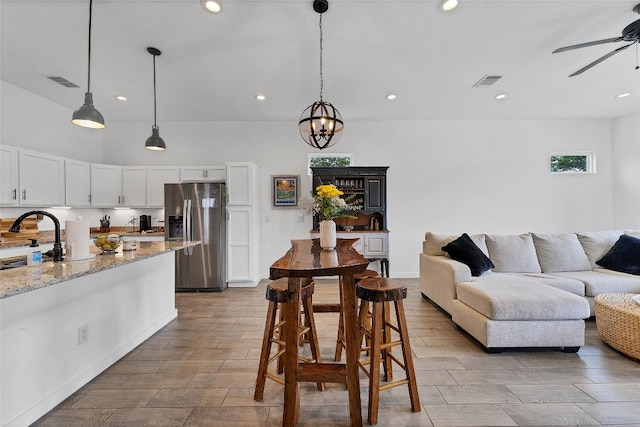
<box><xmin>1</xmin><ymin>82</ymin><xmax>103</xmax><ymax>163</ymax></box>
<box><xmin>612</xmin><ymin>111</ymin><xmax>640</xmax><ymax>229</ymax></box>
<box><xmin>2</xmin><ymin>81</ymin><xmax>628</xmax><ymax>277</ymax></box>
<box><xmin>100</xmin><ymin>118</ymin><xmax>616</xmax><ymax>277</ymax></box>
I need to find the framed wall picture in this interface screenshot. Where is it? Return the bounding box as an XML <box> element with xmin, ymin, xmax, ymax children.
<box><xmin>272</xmin><ymin>175</ymin><xmax>300</xmax><ymax>208</ymax></box>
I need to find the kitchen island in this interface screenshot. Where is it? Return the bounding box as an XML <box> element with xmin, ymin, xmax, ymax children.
<box><xmin>1</xmin><ymin>240</ymin><xmax>199</xmax><ymax>427</ymax></box>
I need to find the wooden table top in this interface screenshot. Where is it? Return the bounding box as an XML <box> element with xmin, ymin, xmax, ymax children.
<box><xmin>270</xmin><ymin>238</ymin><xmax>369</xmax><ymax>279</ymax></box>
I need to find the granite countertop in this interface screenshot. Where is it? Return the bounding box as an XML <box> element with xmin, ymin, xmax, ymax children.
<box><xmin>0</xmin><ymin>228</ymin><xmax>165</xmax><ymax>250</ymax></box>
<box><xmin>0</xmin><ymin>240</ymin><xmax>199</xmax><ymax>299</ymax></box>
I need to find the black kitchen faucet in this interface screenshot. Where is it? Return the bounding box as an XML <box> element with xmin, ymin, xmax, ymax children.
<box><xmin>9</xmin><ymin>211</ymin><xmax>63</xmax><ymax>261</ymax></box>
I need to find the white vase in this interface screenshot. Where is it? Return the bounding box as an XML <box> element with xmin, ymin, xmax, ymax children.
<box><xmin>319</xmin><ymin>220</ymin><xmax>337</xmax><ymax>250</ymax></box>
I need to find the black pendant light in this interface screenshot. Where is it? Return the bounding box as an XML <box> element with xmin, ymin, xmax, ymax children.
<box><xmin>145</xmin><ymin>47</ymin><xmax>166</xmax><ymax>151</ymax></box>
<box><xmin>298</xmin><ymin>0</ymin><xmax>343</xmax><ymax>150</ymax></box>
<box><xmin>72</xmin><ymin>0</ymin><xmax>105</xmax><ymax>129</ymax></box>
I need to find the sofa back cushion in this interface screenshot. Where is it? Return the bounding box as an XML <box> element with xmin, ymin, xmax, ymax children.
<box><xmin>423</xmin><ymin>232</ymin><xmax>488</xmax><ymax>257</ymax></box>
<box><xmin>532</xmin><ymin>233</ymin><xmax>591</xmax><ymax>273</ymax></box>
<box><xmin>485</xmin><ymin>233</ymin><xmax>541</xmax><ymax>273</ymax></box>
<box><xmin>577</xmin><ymin>230</ymin><xmax>624</xmax><ymax>269</ymax></box>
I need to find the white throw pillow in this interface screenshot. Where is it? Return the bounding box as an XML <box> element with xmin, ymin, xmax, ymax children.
<box><xmin>485</xmin><ymin>233</ymin><xmax>541</xmax><ymax>273</ymax></box>
<box><xmin>423</xmin><ymin>232</ymin><xmax>488</xmax><ymax>257</ymax></box>
<box><xmin>532</xmin><ymin>233</ymin><xmax>591</xmax><ymax>273</ymax></box>
<box><xmin>577</xmin><ymin>230</ymin><xmax>624</xmax><ymax>269</ymax></box>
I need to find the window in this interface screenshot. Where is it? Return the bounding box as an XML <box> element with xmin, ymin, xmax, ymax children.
<box><xmin>550</xmin><ymin>151</ymin><xmax>596</xmax><ymax>174</ymax></box>
<box><xmin>307</xmin><ymin>153</ymin><xmax>354</xmax><ymax>175</ymax></box>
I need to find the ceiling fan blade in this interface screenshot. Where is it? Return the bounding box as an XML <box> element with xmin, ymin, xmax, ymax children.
<box><xmin>553</xmin><ymin>37</ymin><xmax>623</xmax><ymax>53</ymax></box>
<box><xmin>568</xmin><ymin>43</ymin><xmax>634</xmax><ymax>77</ymax></box>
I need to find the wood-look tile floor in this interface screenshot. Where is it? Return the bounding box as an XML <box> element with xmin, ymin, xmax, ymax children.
<box><xmin>34</xmin><ymin>279</ymin><xmax>640</xmax><ymax>426</ymax></box>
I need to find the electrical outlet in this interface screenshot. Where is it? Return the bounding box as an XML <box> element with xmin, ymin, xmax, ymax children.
<box><xmin>78</xmin><ymin>324</ymin><xmax>89</xmax><ymax>344</ymax></box>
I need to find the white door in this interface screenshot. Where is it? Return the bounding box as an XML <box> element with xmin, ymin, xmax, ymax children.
<box><xmin>147</xmin><ymin>166</ymin><xmax>180</xmax><ymax>207</ymax></box>
<box><xmin>65</xmin><ymin>159</ymin><xmax>91</xmax><ymax>207</ymax></box>
<box><xmin>19</xmin><ymin>150</ymin><xmax>65</xmax><ymax>206</ymax></box>
<box><xmin>122</xmin><ymin>166</ymin><xmax>147</xmax><ymax>207</ymax></box>
<box><xmin>91</xmin><ymin>164</ymin><xmax>122</xmax><ymax>207</ymax></box>
<box><xmin>0</xmin><ymin>146</ymin><xmax>19</xmax><ymax>205</ymax></box>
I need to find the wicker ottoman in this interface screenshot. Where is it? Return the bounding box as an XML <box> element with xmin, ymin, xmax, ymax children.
<box><xmin>594</xmin><ymin>293</ymin><xmax>640</xmax><ymax>360</ymax></box>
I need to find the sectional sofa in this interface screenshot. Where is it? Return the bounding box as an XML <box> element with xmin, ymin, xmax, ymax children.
<box><xmin>419</xmin><ymin>230</ymin><xmax>640</xmax><ymax>352</ymax></box>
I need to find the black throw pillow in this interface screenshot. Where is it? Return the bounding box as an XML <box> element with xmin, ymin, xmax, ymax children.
<box><xmin>442</xmin><ymin>233</ymin><xmax>495</xmax><ymax>276</ymax></box>
<box><xmin>596</xmin><ymin>234</ymin><xmax>640</xmax><ymax>275</ymax></box>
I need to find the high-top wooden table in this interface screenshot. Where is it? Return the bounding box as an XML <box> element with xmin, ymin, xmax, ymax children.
<box><xmin>270</xmin><ymin>238</ymin><xmax>369</xmax><ymax>426</ymax></box>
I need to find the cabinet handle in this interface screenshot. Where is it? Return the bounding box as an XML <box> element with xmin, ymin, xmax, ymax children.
<box><xmin>13</xmin><ymin>189</ymin><xmax>17</xmax><ymax>200</ymax></box>
<box><xmin>22</xmin><ymin>189</ymin><xmax>26</xmax><ymax>200</ymax></box>
<box><xmin>122</xmin><ymin>196</ymin><xmax>125</xmax><ymax>204</ymax></box>
<box><xmin>88</xmin><ymin>194</ymin><xmax>91</xmax><ymax>203</ymax></box>
<box><xmin>118</xmin><ymin>195</ymin><xmax>121</xmax><ymax>204</ymax></box>
<box><xmin>204</xmin><ymin>170</ymin><xmax>208</xmax><ymax>178</ymax></box>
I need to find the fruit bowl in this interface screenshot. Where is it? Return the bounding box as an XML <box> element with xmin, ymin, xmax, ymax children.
<box><xmin>94</xmin><ymin>234</ymin><xmax>122</xmax><ymax>254</ymax></box>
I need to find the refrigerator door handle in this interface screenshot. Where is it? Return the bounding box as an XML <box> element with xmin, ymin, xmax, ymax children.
<box><xmin>183</xmin><ymin>199</ymin><xmax>189</xmax><ymax>256</ymax></box>
<box><xmin>187</xmin><ymin>199</ymin><xmax>193</xmax><ymax>256</ymax></box>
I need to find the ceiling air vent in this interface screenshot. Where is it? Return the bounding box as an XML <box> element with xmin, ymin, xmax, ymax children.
<box><xmin>472</xmin><ymin>75</ymin><xmax>502</xmax><ymax>88</ymax></box>
<box><xmin>46</xmin><ymin>76</ymin><xmax>80</xmax><ymax>88</ymax></box>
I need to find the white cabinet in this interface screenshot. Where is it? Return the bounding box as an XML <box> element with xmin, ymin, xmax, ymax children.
<box><xmin>121</xmin><ymin>166</ymin><xmax>146</xmax><ymax>207</ymax></box>
<box><xmin>226</xmin><ymin>162</ymin><xmax>253</xmax><ymax>205</ymax></box>
<box><xmin>147</xmin><ymin>166</ymin><xmax>180</xmax><ymax>207</ymax></box>
<box><xmin>65</xmin><ymin>159</ymin><xmax>91</xmax><ymax>207</ymax></box>
<box><xmin>90</xmin><ymin>164</ymin><xmax>122</xmax><ymax>207</ymax></box>
<box><xmin>180</xmin><ymin>166</ymin><xmax>225</xmax><ymax>182</ymax></box>
<box><xmin>225</xmin><ymin>162</ymin><xmax>260</xmax><ymax>286</ymax></box>
<box><xmin>1</xmin><ymin>145</ymin><xmax>19</xmax><ymax>205</ymax></box>
<box><xmin>18</xmin><ymin>150</ymin><xmax>65</xmax><ymax>206</ymax></box>
<box><xmin>310</xmin><ymin>231</ymin><xmax>388</xmax><ymax>258</ymax></box>
<box><xmin>90</xmin><ymin>164</ymin><xmax>146</xmax><ymax>207</ymax></box>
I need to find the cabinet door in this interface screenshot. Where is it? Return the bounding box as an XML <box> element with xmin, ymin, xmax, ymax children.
<box><xmin>122</xmin><ymin>166</ymin><xmax>146</xmax><ymax>207</ymax></box>
<box><xmin>65</xmin><ymin>159</ymin><xmax>91</xmax><ymax>207</ymax></box>
<box><xmin>227</xmin><ymin>206</ymin><xmax>253</xmax><ymax>282</ymax></box>
<box><xmin>364</xmin><ymin>233</ymin><xmax>388</xmax><ymax>257</ymax></box>
<box><xmin>180</xmin><ymin>166</ymin><xmax>207</xmax><ymax>181</ymax></box>
<box><xmin>18</xmin><ymin>150</ymin><xmax>65</xmax><ymax>206</ymax></box>
<box><xmin>226</xmin><ymin>162</ymin><xmax>253</xmax><ymax>205</ymax></box>
<box><xmin>0</xmin><ymin>145</ymin><xmax>19</xmax><ymax>205</ymax></box>
<box><xmin>90</xmin><ymin>164</ymin><xmax>122</xmax><ymax>207</ymax></box>
<box><xmin>147</xmin><ymin>166</ymin><xmax>180</xmax><ymax>207</ymax></box>
<box><xmin>365</xmin><ymin>176</ymin><xmax>385</xmax><ymax>210</ymax></box>
<box><xmin>205</xmin><ymin>166</ymin><xmax>226</xmax><ymax>181</ymax></box>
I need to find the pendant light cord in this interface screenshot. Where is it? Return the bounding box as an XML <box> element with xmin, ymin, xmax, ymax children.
<box><xmin>153</xmin><ymin>54</ymin><xmax>158</xmax><ymax>127</ymax></box>
<box><xmin>319</xmin><ymin>13</ymin><xmax>323</xmax><ymax>102</ymax></box>
<box><xmin>87</xmin><ymin>0</ymin><xmax>93</xmax><ymax>92</ymax></box>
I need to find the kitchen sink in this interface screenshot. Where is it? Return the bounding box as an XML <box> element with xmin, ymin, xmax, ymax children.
<box><xmin>0</xmin><ymin>260</ymin><xmax>27</xmax><ymax>270</ymax></box>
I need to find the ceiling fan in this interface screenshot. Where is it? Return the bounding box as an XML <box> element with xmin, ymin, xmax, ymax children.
<box><xmin>553</xmin><ymin>3</ymin><xmax>640</xmax><ymax>77</ymax></box>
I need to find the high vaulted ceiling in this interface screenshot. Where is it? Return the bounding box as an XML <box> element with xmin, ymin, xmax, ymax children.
<box><xmin>2</xmin><ymin>0</ymin><xmax>639</xmax><ymax>126</ymax></box>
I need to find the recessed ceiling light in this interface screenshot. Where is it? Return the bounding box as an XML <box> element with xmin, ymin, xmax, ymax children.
<box><xmin>115</xmin><ymin>95</ymin><xmax>127</xmax><ymax>101</ymax></box>
<box><xmin>440</xmin><ymin>0</ymin><xmax>459</xmax><ymax>12</ymax></box>
<box><xmin>495</xmin><ymin>93</ymin><xmax>507</xmax><ymax>100</ymax></box>
<box><xmin>616</xmin><ymin>92</ymin><xmax>630</xmax><ymax>98</ymax></box>
<box><xmin>255</xmin><ymin>94</ymin><xmax>266</xmax><ymax>101</ymax></box>
<box><xmin>202</xmin><ymin>1</ymin><xmax>222</xmax><ymax>13</ymax></box>
<box><xmin>386</xmin><ymin>94</ymin><xmax>397</xmax><ymax>100</ymax></box>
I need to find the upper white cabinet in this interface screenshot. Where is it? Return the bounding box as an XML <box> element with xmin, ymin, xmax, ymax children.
<box><xmin>121</xmin><ymin>166</ymin><xmax>146</xmax><ymax>207</ymax></box>
<box><xmin>90</xmin><ymin>164</ymin><xmax>146</xmax><ymax>207</ymax></box>
<box><xmin>147</xmin><ymin>166</ymin><xmax>180</xmax><ymax>207</ymax></box>
<box><xmin>226</xmin><ymin>162</ymin><xmax>254</xmax><ymax>206</ymax></box>
<box><xmin>90</xmin><ymin>164</ymin><xmax>122</xmax><ymax>207</ymax></box>
<box><xmin>65</xmin><ymin>159</ymin><xmax>91</xmax><ymax>207</ymax></box>
<box><xmin>18</xmin><ymin>150</ymin><xmax>65</xmax><ymax>206</ymax></box>
<box><xmin>1</xmin><ymin>145</ymin><xmax>19</xmax><ymax>206</ymax></box>
<box><xmin>180</xmin><ymin>166</ymin><xmax>225</xmax><ymax>182</ymax></box>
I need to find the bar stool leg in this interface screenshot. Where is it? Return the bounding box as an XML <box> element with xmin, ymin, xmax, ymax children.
<box><xmin>394</xmin><ymin>299</ymin><xmax>421</xmax><ymax>412</ymax></box>
<box><xmin>382</xmin><ymin>301</ymin><xmax>393</xmax><ymax>382</ymax></box>
<box><xmin>368</xmin><ymin>301</ymin><xmax>383</xmax><ymax>425</ymax></box>
<box><xmin>254</xmin><ymin>300</ymin><xmax>278</xmax><ymax>401</ymax></box>
<box><xmin>301</xmin><ymin>290</ymin><xmax>325</xmax><ymax>391</ymax></box>
<box><xmin>334</xmin><ymin>279</ymin><xmax>345</xmax><ymax>361</ymax></box>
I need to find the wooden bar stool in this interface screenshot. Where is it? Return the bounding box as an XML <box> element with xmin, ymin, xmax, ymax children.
<box><xmin>253</xmin><ymin>277</ymin><xmax>324</xmax><ymax>402</ymax></box>
<box><xmin>356</xmin><ymin>277</ymin><xmax>421</xmax><ymax>425</ymax></box>
<box><xmin>334</xmin><ymin>269</ymin><xmax>380</xmax><ymax>362</ymax></box>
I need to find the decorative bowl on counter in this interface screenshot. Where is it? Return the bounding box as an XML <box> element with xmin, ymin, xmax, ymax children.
<box><xmin>94</xmin><ymin>234</ymin><xmax>122</xmax><ymax>254</ymax></box>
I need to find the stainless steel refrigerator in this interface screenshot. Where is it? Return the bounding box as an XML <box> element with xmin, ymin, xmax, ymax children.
<box><xmin>164</xmin><ymin>182</ymin><xmax>227</xmax><ymax>291</ymax></box>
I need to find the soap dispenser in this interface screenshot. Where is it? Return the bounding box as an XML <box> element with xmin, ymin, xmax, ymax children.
<box><xmin>27</xmin><ymin>239</ymin><xmax>43</xmax><ymax>265</ymax></box>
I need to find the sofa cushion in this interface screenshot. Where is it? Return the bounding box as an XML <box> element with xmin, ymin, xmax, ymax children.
<box><xmin>485</xmin><ymin>233</ymin><xmax>541</xmax><ymax>273</ymax></box>
<box><xmin>514</xmin><ymin>272</ymin><xmax>585</xmax><ymax>296</ymax></box>
<box><xmin>532</xmin><ymin>233</ymin><xmax>591</xmax><ymax>273</ymax></box>
<box><xmin>456</xmin><ymin>278</ymin><xmax>589</xmax><ymax>321</ymax></box>
<box><xmin>577</xmin><ymin>230</ymin><xmax>624</xmax><ymax>269</ymax></box>
<box><xmin>442</xmin><ymin>233</ymin><xmax>494</xmax><ymax>277</ymax></box>
<box><xmin>596</xmin><ymin>234</ymin><xmax>640</xmax><ymax>275</ymax></box>
<box><xmin>423</xmin><ymin>232</ymin><xmax>488</xmax><ymax>257</ymax></box>
<box><xmin>550</xmin><ymin>270</ymin><xmax>640</xmax><ymax>297</ymax></box>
